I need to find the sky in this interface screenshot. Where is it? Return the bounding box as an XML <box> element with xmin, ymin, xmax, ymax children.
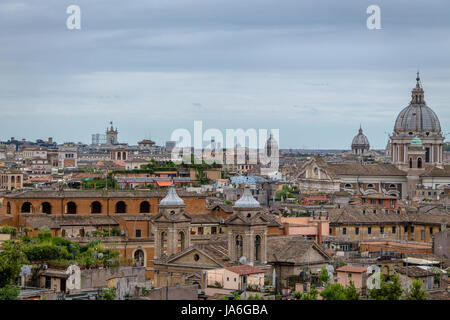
<box><xmin>0</xmin><ymin>0</ymin><xmax>449</xmax><ymax>149</ymax></box>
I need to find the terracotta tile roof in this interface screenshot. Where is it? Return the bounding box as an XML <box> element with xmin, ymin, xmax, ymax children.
<box><xmin>225</xmin><ymin>265</ymin><xmax>265</xmax><ymax>275</ymax></box>
<box><xmin>395</xmin><ymin>266</ymin><xmax>440</xmax><ymax>277</ymax></box>
<box><xmin>266</xmin><ymin>235</ymin><xmax>331</xmax><ymax>264</ymax></box>
<box><xmin>328</xmin><ymin>163</ymin><xmax>407</xmax><ymax>176</ymax></box>
<box><xmin>20</xmin><ymin>214</ymin><xmax>119</xmax><ymax>228</ymax></box>
<box><xmin>190</xmin><ymin>214</ymin><xmax>221</xmax><ymax>224</ymax></box>
<box><xmin>5</xmin><ymin>190</ymin><xmax>207</xmax><ymax>199</ymax></box>
<box><xmin>337</xmin><ymin>265</ymin><xmax>368</xmax><ymax>273</ymax></box>
<box><xmin>422</xmin><ymin>165</ymin><xmax>450</xmax><ymax>177</ymax></box>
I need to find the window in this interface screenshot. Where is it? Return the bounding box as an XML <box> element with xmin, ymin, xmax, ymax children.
<box><xmin>21</xmin><ymin>202</ymin><xmax>32</xmax><ymax>213</ymax></box>
<box><xmin>91</xmin><ymin>201</ymin><xmax>102</xmax><ymax>214</ymax></box>
<box><xmin>368</xmin><ymin>227</ymin><xmax>372</xmax><ymax>235</ymax></box>
<box><xmin>389</xmin><ymin>184</ymin><xmax>397</xmax><ymax>188</ymax></box>
<box><xmin>380</xmin><ymin>226</ymin><xmax>384</xmax><ymax>234</ymax></box>
<box><xmin>135</xmin><ymin>229</ymin><xmax>142</xmax><ymax>238</ymax></box>
<box><xmin>115</xmin><ymin>201</ymin><xmax>127</xmax><ymax>214</ymax></box>
<box><xmin>345</xmin><ymin>184</ymin><xmax>351</xmax><ymax>188</ymax></box>
<box><xmin>194</xmin><ymin>254</ymin><xmax>200</xmax><ymax>261</ymax></box>
<box><xmin>367</xmin><ymin>184</ymin><xmax>374</xmax><ymax>188</ymax></box>
<box><xmin>6</xmin><ymin>202</ymin><xmax>11</xmax><ymax>214</ymax></box>
<box><xmin>211</xmin><ymin>226</ymin><xmax>217</xmax><ymax>234</ymax></box>
<box><xmin>429</xmin><ymin>227</ymin><xmax>433</xmax><ymax>235</ymax></box>
<box><xmin>227</xmin><ymin>277</ymin><xmax>229</xmax><ymax>281</ymax></box>
<box><xmin>45</xmin><ymin>276</ymin><xmax>51</xmax><ymax>289</ymax></box>
<box><xmin>198</xmin><ymin>227</ymin><xmax>204</xmax><ymax>235</ymax></box>
<box><xmin>42</xmin><ymin>202</ymin><xmax>52</xmax><ymax>214</ymax></box>
<box><xmin>139</xmin><ymin>201</ymin><xmax>150</xmax><ymax>213</ymax></box>
<box><xmin>355</xmin><ymin>227</ymin><xmax>359</xmax><ymax>235</ymax></box>
<box><xmin>343</xmin><ymin>228</ymin><xmax>347</xmax><ymax>235</ymax></box>
<box><xmin>373</xmin><ymin>210</ymin><xmax>377</xmax><ymax>214</ymax></box>
<box><xmin>329</xmin><ymin>228</ymin><xmax>332</xmax><ymax>234</ymax></box>
<box><xmin>410</xmin><ymin>226</ymin><xmax>415</xmax><ymax>233</ymax></box>
<box><xmin>392</xmin><ymin>226</ymin><xmax>396</xmax><ymax>234</ymax></box>
<box><xmin>134</xmin><ymin>249</ymin><xmax>145</xmax><ymax>266</ymax></box>
<box><xmin>421</xmin><ymin>230</ymin><xmax>425</xmax><ymax>240</ymax></box>
<box><xmin>66</xmin><ymin>202</ymin><xmax>77</xmax><ymax>214</ymax></box>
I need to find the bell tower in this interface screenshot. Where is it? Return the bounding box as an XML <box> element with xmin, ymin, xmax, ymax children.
<box><xmin>152</xmin><ymin>187</ymin><xmax>191</xmax><ymax>259</ymax></box>
<box><xmin>106</xmin><ymin>121</ymin><xmax>118</xmax><ymax>145</ymax></box>
<box><xmin>225</xmin><ymin>188</ymin><xmax>268</xmax><ymax>265</ymax></box>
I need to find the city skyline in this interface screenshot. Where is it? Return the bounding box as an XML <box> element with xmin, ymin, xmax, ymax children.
<box><xmin>1</xmin><ymin>0</ymin><xmax>449</xmax><ymax>149</ymax></box>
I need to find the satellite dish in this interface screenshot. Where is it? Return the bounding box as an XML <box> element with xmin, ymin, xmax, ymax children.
<box><xmin>239</xmin><ymin>256</ymin><xmax>247</xmax><ymax>265</ymax></box>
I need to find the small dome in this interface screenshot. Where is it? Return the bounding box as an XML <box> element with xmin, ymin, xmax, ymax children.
<box><xmin>351</xmin><ymin>127</ymin><xmax>370</xmax><ymax>148</ymax></box>
<box><xmin>411</xmin><ymin>136</ymin><xmax>423</xmax><ymax>146</ymax></box>
<box><xmin>234</xmin><ymin>188</ymin><xmax>260</xmax><ymax>208</ymax></box>
<box><xmin>160</xmin><ymin>186</ymin><xmax>185</xmax><ymax>206</ymax></box>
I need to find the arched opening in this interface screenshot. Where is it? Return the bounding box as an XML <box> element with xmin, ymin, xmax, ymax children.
<box><xmin>417</xmin><ymin>157</ymin><xmax>422</xmax><ymax>169</ymax></box>
<box><xmin>235</xmin><ymin>235</ymin><xmax>243</xmax><ymax>259</ymax></box>
<box><xmin>67</xmin><ymin>202</ymin><xmax>77</xmax><ymax>214</ymax></box>
<box><xmin>91</xmin><ymin>201</ymin><xmax>102</xmax><ymax>214</ymax></box>
<box><xmin>178</xmin><ymin>231</ymin><xmax>186</xmax><ymax>252</ymax></box>
<box><xmin>115</xmin><ymin>201</ymin><xmax>127</xmax><ymax>213</ymax></box>
<box><xmin>42</xmin><ymin>202</ymin><xmax>52</xmax><ymax>214</ymax></box>
<box><xmin>11</xmin><ymin>176</ymin><xmax>15</xmax><ymax>183</ymax></box>
<box><xmin>122</xmin><ymin>152</ymin><xmax>127</xmax><ymax>160</ymax></box>
<box><xmin>160</xmin><ymin>232</ymin><xmax>167</xmax><ymax>256</ymax></box>
<box><xmin>139</xmin><ymin>201</ymin><xmax>150</xmax><ymax>213</ymax></box>
<box><xmin>254</xmin><ymin>235</ymin><xmax>261</xmax><ymax>262</ymax></box>
<box><xmin>6</xmin><ymin>202</ymin><xmax>11</xmax><ymax>214</ymax></box>
<box><xmin>134</xmin><ymin>249</ymin><xmax>145</xmax><ymax>267</ymax></box>
<box><xmin>409</xmin><ymin>158</ymin><xmax>413</xmax><ymax>168</ymax></box>
<box><xmin>21</xmin><ymin>202</ymin><xmax>32</xmax><ymax>213</ymax></box>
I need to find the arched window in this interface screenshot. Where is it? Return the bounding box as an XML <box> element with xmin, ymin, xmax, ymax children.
<box><xmin>235</xmin><ymin>235</ymin><xmax>243</xmax><ymax>258</ymax></box>
<box><xmin>344</xmin><ymin>184</ymin><xmax>352</xmax><ymax>188</ymax></box>
<box><xmin>139</xmin><ymin>201</ymin><xmax>150</xmax><ymax>213</ymax></box>
<box><xmin>11</xmin><ymin>176</ymin><xmax>15</xmax><ymax>183</ymax></box>
<box><xmin>21</xmin><ymin>202</ymin><xmax>32</xmax><ymax>213</ymax></box>
<box><xmin>42</xmin><ymin>202</ymin><xmax>52</xmax><ymax>214</ymax></box>
<box><xmin>409</xmin><ymin>158</ymin><xmax>413</xmax><ymax>168</ymax></box>
<box><xmin>254</xmin><ymin>235</ymin><xmax>261</xmax><ymax>262</ymax></box>
<box><xmin>417</xmin><ymin>158</ymin><xmax>422</xmax><ymax>169</ymax></box>
<box><xmin>367</xmin><ymin>184</ymin><xmax>374</xmax><ymax>189</ymax></box>
<box><xmin>178</xmin><ymin>231</ymin><xmax>186</xmax><ymax>251</ymax></box>
<box><xmin>91</xmin><ymin>201</ymin><xmax>102</xmax><ymax>214</ymax></box>
<box><xmin>389</xmin><ymin>184</ymin><xmax>397</xmax><ymax>189</ymax></box>
<box><xmin>134</xmin><ymin>249</ymin><xmax>145</xmax><ymax>267</ymax></box>
<box><xmin>115</xmin><ymin>201</ymin><xmax>127</xmax><ymax>213</ymax></box>
<box><xmin>67</xmin><ymin>202</ymin><xmax>77</xmax><ymax>214</ymax></box>
<box><xmin>6</xmin><ymin>202</ymin><xmax>11</xmax><ymax>214</ymax></box>
<box><xmin>160</xmin><ymin>232</ymin><xmax>167</xmax><ymax>256</ymax></box>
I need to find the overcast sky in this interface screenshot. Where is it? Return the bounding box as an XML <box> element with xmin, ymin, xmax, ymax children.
<box><xmin>0</xmin><ymin>0</ymin><xmax>449</xmax><ymax>149</ymax></box>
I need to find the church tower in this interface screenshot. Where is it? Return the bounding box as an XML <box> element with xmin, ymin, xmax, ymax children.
<box><xmin>152</xmin><ymin>187</ymin><xmax>191</xmax><ymax>259</ymax></box>
<box><xmin>225</xmin><ymin>188</ymin><xmax>269</xmax><ymax>265</ymax></box>
<box><xmin>390</xmin><ymin>73</ymin><xmax>444</xmax><ymax>169</ymax></box>
<box><xmin>106</xmin><ymin>121</ymin><xmax>118</xmax><ymax>145</ymax></box>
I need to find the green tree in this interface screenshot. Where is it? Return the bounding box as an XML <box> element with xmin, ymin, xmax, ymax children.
<box><xmin>405</xmin><ymin>280</ymin><xmax>428</xmax><ymax>300</ymax></box>
<box><xmin>301</xmin><ymin>286</ymin><xmax>318</xmax><ymax>300</ymax></box>
<box><xmin>344</xmin><ymin>281</ymin><xmax>360</xmax><ymax>300</ymax></box>
<box><xmin>98</xmin><ymin>287</ymin><xmax>116</xmax><ymax>300</ymax></box>
<box><xmin>369</xmin><ymin>274</ymin><xmax>403</xmax><ymax>300</ymax></box>
<box><xmin>318</xmin><ymin>267</ymin><xmax>330</xmax><ymax>287</ymax></box>
<box><xmin>292</xmin><ymin>291</ymin><xmax>302</xmax><ymax>300</ymax></box>
<box><xmin>0</xmin><ymin>241</ymin><xmax>28</xmax><ymax>287</ymax></box>
<box><xmin>320</xmin><ymin>283</ymin><xmax>347</xmax><ymax>300</ymax></box>
<box><xmin>0</xmin><ymin>285</ymin><xmax>21</xmax><ymax>300</ymax></box>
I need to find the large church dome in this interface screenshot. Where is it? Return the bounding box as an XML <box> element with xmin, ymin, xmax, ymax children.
<box><xmin>394</xmin><ymin>74</ymin><xmax>441</xmax><ymax>135</ymax></box>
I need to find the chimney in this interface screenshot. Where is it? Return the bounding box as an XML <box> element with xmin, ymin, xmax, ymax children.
<box><xmin>48</xmin><ymin>137</ymin><xmax>53</xmax><ymax>144</ymax></box>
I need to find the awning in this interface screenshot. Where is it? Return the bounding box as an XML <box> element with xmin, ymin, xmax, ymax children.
<box><xmin>156</xmin><ymin>181</ymin><xmax>172</xmax><ymax>187</ymax></box>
